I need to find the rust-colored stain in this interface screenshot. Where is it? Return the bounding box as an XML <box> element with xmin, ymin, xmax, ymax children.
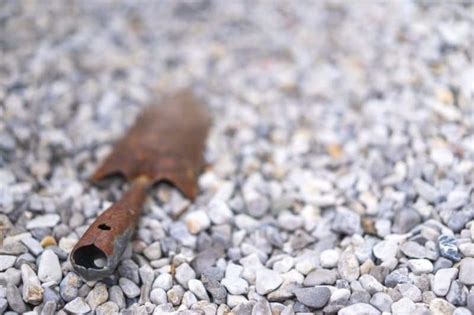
<box><xmin>70</xmin><ymin>90</ymin><xmax>211</xmax><ymax>281</ymax></box>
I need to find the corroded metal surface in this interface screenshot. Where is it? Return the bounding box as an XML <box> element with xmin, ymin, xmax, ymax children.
<box><xmin>70</xmin><ymin>90</ymin><xmax>211</xmax><ymax>280</ymax></box>
<box><xmin>91</xmin><ymin>89</ymin><xmax>211</xmax><ymax>199</ymax></box>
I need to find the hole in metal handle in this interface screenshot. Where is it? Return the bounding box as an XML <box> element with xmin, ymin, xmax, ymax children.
<box><xmin>72</xmin><ymin>244</ymin><xmax>108</xmax><ymax>269</ymax></box>
<box><xmin>98</xmin><ymin>224</ymin><xmax>111</xmax><ymax>230</ymax></box>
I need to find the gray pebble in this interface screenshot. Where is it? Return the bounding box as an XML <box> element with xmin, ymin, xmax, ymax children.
<box><xmin>438</xmin><ymin>235</ymin><xmax>461</xmax><ymax>262</ymax></box>
<box><xmin>0</xmin><ymin>255</ymin><xmax>16</xmax><ymax>271</ymax></box>
<box><xmin>252</xmin><ymin>298</ymin><xmax>272</xmax><ymax>315</ymax></box>
<box><xmin>401</xmin><ymin>241</ymin><xmax>437</xmax><ymax>260</ymax></box>
<box><xmin>60</xmin><ymin>272</ymin><xmax>82</xmax><ymax>302</ymax></box>
<box><xmin>118</xmin><ymin>259</ymin><xmax>140</xmax><ymax>284</ymax></box>
<box><xmin>64</xmin><ymin>297</ymin><xmax>91</xmax><ymax>314</ymax></box>
<box><xmin>119</xmin><ymin>277</ymin><xmax>141</xmax><ymax>298</ymax></box>
<box><xmin>38</xmin><ymin>249</ymin><xmax>62</xmax><ymax>283</ymax></box>
<box><xmin>95</xmin><ymin>301</ymin><xmax>120</xmax><ymax>315</ymax></box>
<box><xmin>303</xmin><ymin>269</ymin><xmax>337</xmax><ymax>286</ymax></box>
<box><xmin>331</xmin><ymin>207</ymin><xmax>361</xmax><ymax>235</ymax></box>
<box><xmin>150</xmin><ymin>287</ymin><xmax>167</xmax><ymax>304</ymax></box>
<box><xmin>392</xmin><ymin>297</ymin><xmax>416</xmax><ymax>314</ymax></box>
<box><xmin>85</xmin><ymin>282</ymin><xmax>108</xmax><ymax>310</ymax></box>
<box><xmin>167</xmin><ymin>285</ymin><xmax>185</xmax><ymax>305</ymax></box>
<box><xmin>26</xmin><ymin>214</ymin><xmax>60</xmax><ymax>229</ymax></box>
<box><xmin>0</xmin><ymin>268</ymin><xmax>21</xmax><ymax>286</ymax></box>
<box><xmin>6</xmin><ymin>284</ymin><xmax>26</xmax><ymax>313</ymax></box>
<box><xmin>294</xmin><ymin>286</ymin><xmax>331</xmax><ymax>309</ymax></box>
<box><xmin>459</xmin><ymin>257</ymin><xmax>474</xmax><ymax>285</ymax></box>
<box><xmin>108</xmin><ymin>285</ymin><xmax>126</xmax><ymax>309</ymax></box>
<box><xmin>188</xmin><ymin>279</ymin><xmax>210</xmax><ymax>301</ymax></box>
<box><xmin>153</xmin><ymin>273</ymin><xmax>173</xmax><ymax>290</ymax></box>
<box><xmin>175</xmin><ymin>263</ymin><xmax>196</xmax><ymax>289</ymax></box>
<box><xmin>0</xmin><ymin>241</ymin><xmax>27</xmax><ymax>255</ymax></box>
<box><xmin>370</xmin><ymin>292</ymin><xmax>393</xmax><ymax>312</ymax></box>
<box><xmin>339</xmin><ymin>303</ymin><xmax>381</xmax><ymax>315</ymax></box>
<box><xmin>40</xmin><ymin>300</ymin><xmax>57</xmax><ymax>315</ymax></box>
<box><xmin>255</xmin><ymin>268</ymin><xmax>283</xmax><ymax>295</ymax></box>
<box><xmin>21</xmin><ymin>264</ymin><xmax>44</xmax><ymax>305</ymax></box>
<box><xmin>432</xmin><ymin>267</ymin><xmax>458</xmax><ymax>296</ymax></box>
<box><xmin>360</xmin><ymin>274</ymin><xmax>384</xmax><ymax>294</ymax></box>
<box><xmin>338</xmin><ymin>251</ymin><xmax>360</xmax><ymax>281</ymax></box>
<box><xmin>392</xmin><ymin>208</ymin><xmax>421</xmax><ymax>234</ymax></box>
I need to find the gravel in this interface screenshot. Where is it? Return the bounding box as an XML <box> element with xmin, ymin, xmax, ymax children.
<box><xmin>1</xmin><ymin>1</ymin><xmax>472</xmax><ymax>313</ymax></box>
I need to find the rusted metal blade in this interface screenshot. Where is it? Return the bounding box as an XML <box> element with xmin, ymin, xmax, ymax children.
<box><xmin>91</xmin><ymin>89</ymin><xmax>211</xmax><ymax>199</ymax></box>
<box><xmin>70</xmin><ymin>90</ymin><xmax>211</xmax><ymax>280</ymax></box>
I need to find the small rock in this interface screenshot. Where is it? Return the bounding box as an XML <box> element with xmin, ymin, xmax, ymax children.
<box><xmin>208</xmin><ymin>199</ymin><xmax>233</xmax><ymax>225</ymax></box>
<box><xmin>0</xmin><ymin>255</ymin><xmax>16</xmax><ymax>271</ymax></box>
<box><xmin>459</xmin><ymin>243</ymin><xmax>474</xmax><ymax>257</ymax></box>
<box><xmin>397</xmin><ymin>283</ymin><xmax>422</xmax><ymax>302</ymax></box>
<box><xmin>150</xmin><ymin>288</ymin><xmax>167</xmax><ymax>305</ymax></box>
<box><xmin>304</xmin><ymin>269</ymin><xmax>337</xmax><ymax>286</ymax></box>
<box><xmin>167</xmin><ymin>285</ymin><xmax>185</xmax><ymax>305</ymax></box>
<box><xmin>86</xmin><ymin>282</ymin><xmax>108</xmax><ymax>310</ymax></box>
<box><xmin>370</xmin><ymin>292</ymin><xmax>393</xmax><ymax>312</ymax></box>
<box><xmin>38</xmin><ymin>249</ymin><xmax>62</xmax><ymax>283</ymax></box>
<box><xmin>64</xmin><ymin>297</ymin><xmax>91</xmax><ymax>314</ymax></box>
<box><xmin>143</xmin><ymin>242</ymin><xmax>162</xmax><ymax>260</ymax></box>
<box><xmin>433</xmin><ymin>268</ymin><xmax>458</xmax><ymax>296</ymax></box>
<box><xmin>294</xmin><ymin>286</ymin><xmax>331</xmax><ymax>308</ymax></box>
<box><xmin>185</xmin><ymin>210</ymin><xmax>211</xmax><ymax>234</ymax></box>
<box><xmin>392</xmin><ymin>297</ymin><xmax>416</xmax><ymax>314</ymax></box>
<box><xmin>339</xmin><ymin>303</ymin><xmax>381</xmax><ymax>315</ymax></box>
<box><xmin>188</xmin><ymin>279</ymin><xmax>209</xmax><ymax>301</ymax></box>
<box><xmin>392</xmin><ymin>208</ymin><xmax>421</xmax><ymax>234</ymax></box>
<box><xmin>0</xmin><ymin>298</ymin><xmax>6</xmax><ymax>314</ymax></box>
<box><xmin>40</xmin><ymin>236</ymin><xmax>57</xmax><ymax>248</ymax></box>
<box><xmin>95</xmin><ymin>301</ymin><xmax>119</xmax><ymax>315</ymax></box>
<box><xmin>60</xmin><ymin>272</ymin><xmax>82</xmax><ymax>302</ymax></box>
<box><xmin>108</xmin><ymin>285</ymin><xmax>125</xmax><ymax>309</ymax></box>
<box><xmin>118</xmin><ymin>259</ymin><xmax>140</xmax><ymax>284</ymax></box>
<box><xmin>338</xmin><ymin>251</ymin><xmax>360</xmax><ymax>281</ymax></box>
<box><xmin>6</xmin><ymin>283</ymin><xmax>27</xmax><ymax>313</ymax></box>
<box><xmin>459</xmin><ymin>257</ymin><xmax>474</xmax><ymax>285</ymax></box>
<box><xmin>119</xmin><ymin>277</ymin><xmax>140</xmax><ymax>298</ymax></box>
<box><xmin>373</xmin><ymin>240</ymin><xmax>398</xmax><ymax>262</ymax></box>
<box><xmin>175</xmin><ymin>263</ymin><xmax>196</xmax><ymax>289</ymax></box>
<box><xmin>153</xmin><ymin>273</ymin><xmax>173</xmax><ymax>290</ymax></box>
<box><xmin>430</xmin><ymin>147</ymin><xmax>454</xmax><ymax>167</ymax></box>
<box><xmin>40</xmin><ymin>300</ymin><xmax>56</xmax><ymax>315</ymax></box>
<box><xmin>26</xmin><ymin>214</ymin><xmax>60</xmax><ymax>229</ymax></box>
<box><xmin>359</xmin><ymin>274</ymin><xmax>384</xmax><ymax>294</ymax></box>
<box><xmin>414</xmin><ymin>178</ymin><xmax>439</xmax><ymax>203</ymax></box>
<box><xmin>273</xmin><ymin>256</ymin><xmax>294</xmax><ymax>273</ymax></box>
<box><xmin>331</xmin><ymin>207</ymin><xmax>361</xmax><ymax>235</ymax></box>
<box><xmin>434</xmin><ymin>257</ymin><xmax>454</xmax><ymax>272</ymax></box>
<box><xmin>446</xmin><ymin>190</ymin><xmax>468</xmax><ymax>209</ymax></box>
<box><xmin>0</xmin><ymin>241</ymin><xmax>27</xmax><ymax>255</ymax></box>
<box><xmin>430</xmin><ymin>298</ymin><xmax>455</xmax><ymax>315</ymax></box>
<box><xmin>438</xmin><ymin>235</ymin><xmax>461</xmax><ymax>262</ymax></box>
<box><xmin>20</xmin><ymin>237</ymin><xmax>43</xmax><ymax>256</ymax></box>
<box><xmin>221</xmin><ymin>277</ymin><xmax>249</xmax><ymax>295</ymax></box>
<box><xmin>256</xmin><ymin>269</ymin><xmax>283</xmax><ymax>295</ymax></box>
<box><xmin>320</xmin><ymin>249</ymin><xmax>339</xmax><ymax>268</ymax></box>
<box><xmin>21</xmin><ymin>264</ymin><xmax>44</xmax><ymax>304</ymax></box>
<box><xmin>252</xmin><ymin>298</ymin><xmax>272</xmax><ymax>315</ymax></box>
<box><xmin>182</xmin><ymin>291</ymin><xmax>197</xmax><ymax>307</ymax></box>
<box><xmin>407</xmin><ymin>259</ymin><xmax>434</xmax><ymax>274</ymax></box>
<box><xmin>401</xmin><ymin>241</ymin><xmax>437</xmax><ymax>260</ymax></box>
<box><xmin>385</xmin><ymin>268</ymin><xmax>410</xmax><ymax>287</ymax></box>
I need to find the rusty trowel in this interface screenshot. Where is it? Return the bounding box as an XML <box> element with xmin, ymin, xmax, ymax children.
<box><xmin>70</xmin><ymin>90</ymin><xmax>211</xmax><ymax>281</ymax></box>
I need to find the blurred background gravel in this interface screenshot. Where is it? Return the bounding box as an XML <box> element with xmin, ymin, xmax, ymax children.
<box><xmin>0</xmin><ymin>1</ymin><xmax>473</xmax><ymax>314</ymax></box>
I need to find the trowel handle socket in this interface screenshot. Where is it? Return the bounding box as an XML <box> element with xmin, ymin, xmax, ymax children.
<box><xmin>70</xmin><ymin>177</ymin><xmax>149</xmax><ymax>281</ymax></box>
